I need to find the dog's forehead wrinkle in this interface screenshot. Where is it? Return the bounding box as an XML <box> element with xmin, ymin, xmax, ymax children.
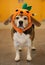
<box><xmin>16</xmin><ymin>15</ymin><xmax>28</xmax><ymax>18</ymax></box>
<box><xmin>20</xmin><ymin>14</ymin><xmax>23</xmax><ymax>17</ymax></box>
<box><xmin>16</xmin><ymin>15</ymin><xmax>20</xmax><ymax>18</ymax></box>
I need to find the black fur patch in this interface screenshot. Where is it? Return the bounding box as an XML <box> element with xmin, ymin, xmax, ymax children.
<box><xmin>23</xmin><ymin>24</ymin><xmax>34</xmax><ymax>34</ymax></box>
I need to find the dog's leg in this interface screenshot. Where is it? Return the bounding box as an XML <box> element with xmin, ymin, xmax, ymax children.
<box><xmin>26</xmin><ymin>39</ymin><xmax>32</xmax><ymax>61</ymax></box>
<box><xmin>27</xmin><ymin>47</ymin><xmax>32</xmax><ymax>61</ymax></box>
<box><xmin>15</xmin><ymin>46</ymin><xmax>20</xmax><ymax>61</ymax></box>
<box><xmin>14</xmin><ymin>40</ymin><xmax>20</xmax><ymax>61</ymax></box>
<box><xmin>32</xmin><ymin>41</ymin><xmax>36</xmax><ymax>50</ymax></box>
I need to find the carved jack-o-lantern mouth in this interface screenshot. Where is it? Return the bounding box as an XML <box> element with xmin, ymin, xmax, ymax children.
<box><xmin>11</xmin><ymin>9</ymin><xmax>32</xmax><ymax>33</ymax></box>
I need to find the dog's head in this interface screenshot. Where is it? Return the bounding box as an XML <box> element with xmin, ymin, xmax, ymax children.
<box><xmin>12</xmin><ymin>9</ymin><xmax>32</xmax><ymax>32</ymax></box>
<box><xmin>4</xmin><ymin>9</ymin><xmax>41</xmax><ymax>33</ymax></box>
<box><xmin>14</xmin><ymin>15</ymin><xmax>29</xmax><ymax>29</ymax></box>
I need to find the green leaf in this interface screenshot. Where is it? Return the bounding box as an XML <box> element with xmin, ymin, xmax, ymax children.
<box><xmin>22</xmin><ymin>3</ymin><xmax>27</xmax><ymax>9</ymax></box>
<box><xmin>22</xmin><ymin>3</ymin><xmax>32</xmax><ymax>11</ymax></box>
<box><xmin>27</xmin><ymin>6</ymin><xmax>32</xmax><ymax>11</ymax></box>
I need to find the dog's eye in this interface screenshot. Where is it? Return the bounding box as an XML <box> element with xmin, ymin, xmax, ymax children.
<box><xmin>16</xmin><ymin>17</ymin><xmax>19</xmax><ymax>19</ymax></box>
<box><xmin>24</xmin><ymin>17</ymin><xmax>28</xmax><ymax>20</ymax></box>
<box><xmin>26</xmin><ymin>11</ymin><xmax>29</xmax><ymax>13</ymax></box>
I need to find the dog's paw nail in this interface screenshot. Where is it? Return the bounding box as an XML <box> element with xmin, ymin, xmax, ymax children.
<box><xmin>27</xmin><ymin>56</ymin><xmax>32</xmax><ymax>61</ymax></box>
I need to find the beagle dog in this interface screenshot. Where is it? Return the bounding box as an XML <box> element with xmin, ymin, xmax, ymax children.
<box><xmin>4</xmin><ymin>9</ymin><xmax>41</xmax><ymax>61</ymax></box>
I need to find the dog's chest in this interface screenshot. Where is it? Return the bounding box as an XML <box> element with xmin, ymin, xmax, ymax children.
<box><xmin>13</xmin><ymin>32</ymin><xmax>30</xmax><ymax>44</ymax></box>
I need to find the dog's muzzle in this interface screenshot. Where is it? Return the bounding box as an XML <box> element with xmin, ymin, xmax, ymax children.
<box><xmin>19</xmin><ymin>20</ymin><xmax>23</xmax><ymax>26</ymax></box>
<box><xmin>18</xmin><ymin>20</ymin><xmax>24</xmax><ymax>29</ymax></box>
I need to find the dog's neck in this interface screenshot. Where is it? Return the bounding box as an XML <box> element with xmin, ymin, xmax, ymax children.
<box><xmin>12</xmin><ymin>24</ymin><xmax>34</xmax><ymax>35</ymax></box>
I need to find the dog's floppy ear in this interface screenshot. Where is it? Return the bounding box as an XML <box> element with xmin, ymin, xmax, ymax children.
<box><xmin>4</xmin><ymin>15</ymin><xmax>13</xmax><ymax>25</ymax></box>
<box><xmin>31</xmin><ymin>16</ymin><xmax>41</xmax><ymax>27</ymax></box>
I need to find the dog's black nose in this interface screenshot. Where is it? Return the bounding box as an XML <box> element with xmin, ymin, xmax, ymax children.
<box><xmin>19</xmin><ymin>21</ymin><xmax>23</xmax><ymax>26</ymax></box>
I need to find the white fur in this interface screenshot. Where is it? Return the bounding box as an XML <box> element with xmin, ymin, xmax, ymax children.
<box><xmin>13</xmin><ymin>32</ymin><xmax>32</xmax><ymax>61</ymax></box>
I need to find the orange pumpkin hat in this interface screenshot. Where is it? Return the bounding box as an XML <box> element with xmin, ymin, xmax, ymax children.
<box><xmin>11</xmin><ymin>3</ymin><xmax>32</xmax><ymax>33</ymax></box>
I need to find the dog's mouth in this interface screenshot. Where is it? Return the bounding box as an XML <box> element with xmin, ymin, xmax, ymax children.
<box><xmin>18</xmin><ymin>26</ymin><xmax>24</xmax><ymax>29</ymax></box>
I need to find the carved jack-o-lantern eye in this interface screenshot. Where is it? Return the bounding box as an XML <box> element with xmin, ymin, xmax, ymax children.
<box><xmin>20</xmin><ymin>11</ymin><xmax>23</xmax><ymax>14</ymax></box>
<box><xmin>26</xmin><ymin>11</ymin><xmax>29</xmax><ymax>13</ymax></box>
<box><xmin>16</xmin><ymin>9</ymin><xmax>18</xmax><ymax>12</ymax></box>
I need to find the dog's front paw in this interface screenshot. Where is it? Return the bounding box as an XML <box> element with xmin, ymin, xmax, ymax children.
<box><xmin>15</xmin><ymin>56</ymin><xmax>20</xmax><ymax>61</ymax></box>
<box><xmin>27</xmin><ymin>55</ymin><xmax>32</xmax><ymax>61</ymax></box>
<box><xmin>19</xmin><ymin>47</ymin><xmax>22</xmax><ymax>51</ymax></box>
<box><xmin>32</xmin><ymin>46</ymin><xmax>36</xmax><ymax>50</ymax></box>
